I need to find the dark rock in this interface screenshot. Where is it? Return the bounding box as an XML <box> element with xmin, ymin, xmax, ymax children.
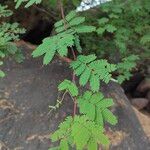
<box><xmin>122</xmin><ymin>73</ymin><xmax>144</xmax><ymax>94</ymax></box>
<box><xmin>131</xmin><ymin>98</ymin><xmax>149</xmax><ymax>110</ymax></box>
<box><xmin>0</xmin><ymin>42</ymin><xmax>149</xmax><ymax>150</ymax></box>
<box><xmin>147</xmin><ymin>90</ymin><xmax>150</xmax><ymax>100</ymax></box>
<box><xmin>137</xmin><ymin>78</ymin><xmax>150</xmax><ymax>93</ymax></box>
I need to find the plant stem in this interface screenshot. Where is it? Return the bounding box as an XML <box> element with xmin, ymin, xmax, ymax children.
<box><xmin>59</xmin><ymin>0</ymin><xmax>67</xmax><ymax>29</ymax></box>
<box><xmin>59</xmin><ymin>0</ymin><xmax>77</xmax><ymax>117</ymax></box>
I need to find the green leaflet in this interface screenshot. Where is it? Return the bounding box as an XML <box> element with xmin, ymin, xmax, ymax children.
<box><xmin>51</xmin><ymin>117</ymin><xmax>73</xmax><ymax>142</ymax></box>
<box><xmin>102</xmin><ymin>109</ymin><xmax>118</xmax><ymax>125</ymax></box>
<box><xmin>15</xmin><ymin>0</ymin><xmax>42</xmax><ymax>8</ymax></box>
<box><xmin>72</xmin><ymin>122</ymin><xmax>90</xmax><ymax>149</ymax></box>
<box><xmin>74</xmin><ymin>34</ymin><xmax>82</xmax><ymax>53</ymax></box>
<box><xmin>90</xmin><ymin>74</ymin><xmax>100</xmax><ymax>92</ymax></box>
<box><xmin>60</xmin><ymin>139</ymin><xmax>69</xmax><ymax>150</ymax></box>
<box><xmin>79</xmin><ymin>67</ymin><xmax>91</xmax><ymax>86</ymax></box>
<box><xmin>0</xmin><ymin>4</ymin><xmax>25</xmax><ymax>78</ymax></box>
<box><xmin>6</xmin><ymin>42</ymin><xmax>18</xmax><ymax>54</ymax></box>
<box><xmin>32</xmin><ymin>33</ymin><xmax>75</xmax><ymax>64</ymax></box>
<box><xmin>25</xmin><ymin>0</ymin><xmax>42</xmax><ymax>8</ymax></box>
<box><xmin>87</xmin><ymin>139</ymin><xmax>97</xmax><ymax>150</ymax></box>
<box><xmin>70</xmin><ymin>55</ymin><xmax>116</xmax><ymax>92</ymax></box>
<box><xmin>140</xmin><ymin>34</ymin><xmax>150</xmax><ymax>45</ymax></box>
<box><xmin>51</xmin><ymin>115</ymin><xmax>109</xmax><ymax>150</ymax></box>
<box><xmin>75</xmin><ymin>25</ymin><xmax>96</xmax><ymax>33</ymax></box>
<box><xmin>117</xmin><ymin>55</ymin><xmax>139</xmax><ymax>84</ymax></box>
<box><xmin>97</xmin><ymin>27</ymin><xmax>105</xmax><ymax>35</ymax></box>
<box><xmin>69</xmin><ymin>17</ymin><xmax>85</xmax><ymax>26</ymax></box>
<box><xmin>77</xmin><ymin>91</ymin><xmax>117</xmax><ymax>126</ymax></box>
<box><xmin>54</xmin><ymin>11</ymin><xmax>76</xmax><ymax>28</ymax></box>
<box><xmin>58</xmin><ymin>80</ymin><xmax>78</xmax><ymax>97</ymax></box>
<box><xmin>66</xmin><ymin>10</ymin><xmax>77</xmax><ymax>21</ymax></box>
<box><xmin>0</xmin><ymin>70</ymin><xmax>5</xmax><ymax>77</ymax></box>
<box><xmin>0</xmin><ymin>5</ymin><xmax>12</xmax><ymax>17</ymax></box>
<box><xmin>98</xmin><ymin>17</ymin><xmax>109</xmax><ymax>25</ymax></box>
<box><xmin>105</xmin><ymin>24</ymin><xmax>117</xmax><ymax>33</ymax></box>
<box><xmin>43</xmin><ymin>49</ymin><xmax>55</xmax><ymax>65</ymax></box>
<box><xmin>54</xmin><ymin>10</ymin><xmax>96</xmax><ymax>34</ymax></box>
<box><xmin>32</xmin><ymin>10</ymin><xmax>96</xmax><ymax>65</ymax></box>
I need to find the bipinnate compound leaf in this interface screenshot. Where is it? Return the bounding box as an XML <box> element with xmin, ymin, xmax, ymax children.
<box><xmin>77</xmin><ymin>91</ymin><xmax>117</xmax><ymax>126</ymax></box>
<box><xmin>51</xmin><ymin>116</ymin><xmax>110</xmax><ymax>150</ymax></box>
<box><xmin>70</xmin><ymin>55</ymin><xmax>116</xmax><ymax>91</ymax></box>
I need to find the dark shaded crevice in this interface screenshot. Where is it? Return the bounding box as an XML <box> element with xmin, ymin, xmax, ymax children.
<box><xmin>22</xmin><ymin>19</ymin><xmax>54</xmax><ymax>45</ymax></box>
<box><xmin>122</xmin><ymin>72</ymin><xmax>145</xmax><ymax>98</ymax></box>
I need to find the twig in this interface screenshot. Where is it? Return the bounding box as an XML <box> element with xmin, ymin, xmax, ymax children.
<box><xmin>59</xmin><ymin>0</ymin><xmax>77</xmax><ymax>117</ymax></box>
<box><xmin>33</xmin><ymin>5</ymin><xmax>56</xmax><ymax>19</ymax></box>
<box><xmin>59</xmin><ymin>0</ymin><xmax>67</xmax><ymax>29</ymax></box>
<box><xmin>48</xmin><ymin>90</ymin><xmax>67</xmax><ymax>115</ymax></box>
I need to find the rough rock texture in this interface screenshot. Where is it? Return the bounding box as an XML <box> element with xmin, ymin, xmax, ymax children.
<box><xmin>147</xmin><ymin>91</ymin><xmax>150</xmax><ymax>100</ymax></box>
<box><xmin>137</xmin><ymin>78</ymin><xmax>150</xmax><ymax>93</ymax></box>
<box><xmin>131</xmin><ymin>98</ymin><xmax>149</xmax><ymax>110</ymax></box>
<box><xmin>0</xmin><ymin>42</ymin><xmax>150</xmax><ymax>150</ymax></box>
<box><xmin>134</xmin><ymin>108</ymin><xmax>150</xmax><ymax>140</ymax></box>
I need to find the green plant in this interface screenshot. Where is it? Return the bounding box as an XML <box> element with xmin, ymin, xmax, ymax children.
<box><xmin>70</xmin><ymin>54</ymin><xmax>116</xmax><ymax>91</ymax></box>
<box><xmin>97</xmin><ymin>0</ymin><xmax>150</xmax><ymax>54</ymax></box>
<box><xmin>80</xmin><ymin>0</ymin><xmax>149</xmax><ymax>63</ymax></box>
<box><xmin>15</xmin><ymin>0</ymin><xmax>42</xmax><ymax>8</ymax></box>
<box><xmin>32</xmin><ymin>10</ymin><xmax>96</xmax><ymax>64</ymax></box>
<box><xmin>14</xmin><ymin>0</ymin><xmax>148</xmax><ymax>149</ymax></box>
<box><xmin>0</xmin><ymin>4</ymin><xmax>25</xmax><ymax>77</ymax></box>
<box><xmin>32</xmin><ymin>8</ymin><xmax>117</xmax><ymax>150</ymax></box>
<box><xmin>117</xmin><ymin>55</ymin><xmax>139</xmax><ymax>84</ymax></box>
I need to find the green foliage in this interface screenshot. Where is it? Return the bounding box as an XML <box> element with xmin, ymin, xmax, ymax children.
<box><xmin>0</xmin><ymin>5</ymin><xmax>12</xmax><ymax>17</ymax></box>
<box><xmin>15</xmin><ymin>0</ymin><xmax>42</xmax><ymax>8</ymax></box>
<box><xmin>0</xmin><ymin>4</ymin><xmax>25</xmax><ymax>77</ymax></box>
<box><xmin>14</xmin><ymin>1</ymin><xmax>149</xmax><ymax>149</ymax></box>
<box><xmin>80</xmin><ymin>0</ymin><xmax>149</xmax><ymax>63</ymax></box>
<box><xmin>77</xmin><ymin>91</ymin><xmax>117</xmax><ymax>126</ymax></box>
<box><xmin>32</xmin><ymin>32</ymin><xmax>75</xmax><ymax>64</ymax></box>
<box><xmin>140</xmin><ymin>34</ymin><xmax>150</xmax><ymax>45</ymax></box>
<box><xmin>15</xmin><ymin>0</ymin><xmax>81</xmax><ymax>9</ymax></box>
<box><xmin>117</xmin><ymin>55</ymin><xmax>139</xmax><ymax>84</ymax></box>
<box><xmin>58</xmin><ymin>79</ymin><xmax>78</xmax><ymax>97</ymax></box>
<box><xmin>50</xmin><ymin>115</ymin><xmax>109</xmax><ymax>150</ymax></box>
<box><xmin>54</xmin><ymin>10</ymin><xmax>96</xmax><ymax>34</ymax></box>
<box><xmin>70</xmin><ymin>54</ymin><xmax>116</xmax><ymax>91</ymax></box>
<box><xmin>32</xmin><ymin>10</ymin><xmax>96</xmax><ymax>64</ymax></box>
<box><xmin>14</xmin><ymin>1</ymin><xmax>150</xmax><ymax>149</ymax></box>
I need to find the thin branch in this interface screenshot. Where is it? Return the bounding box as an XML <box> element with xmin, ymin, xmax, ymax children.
<box><xmin>33</xmin><ymin>5</ymin><xmax>56</xmax><ymax>19</ymax></box>
<box><xmin>73</xmin><ymin>100</ymin><xmax>77</xmax><ymax>117</ymax></box>
<box><xmin>59</xmin><ymin>0</ymin><xmax>67</xmax><ymax>29</ymax></box>
<box><xmin>59</xmin><ymin>0</ymin><xmax>77</xmax><ymax>117</ymax></box>
<box><xmin>48</xmin><ymin>90</ymin><xmax>67</xmax><ymax>115</ymax></box>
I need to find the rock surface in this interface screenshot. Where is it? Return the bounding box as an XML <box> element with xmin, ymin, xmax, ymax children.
<box><xmin>131</xmin><ymin>98</ymin><xmax>149</xmax><ymax>110</ymax></box>
<box><xmin>137</xmin><ymin>78</ymin><xmax>150</xmax><ymax>93</ymax></box>
<box><xmin>0</xmin><ymin>42</ymin><xmax>150</xmax><ymax>150</ymax></box>
<box><xmin>147</xmin><ymin>90</ymin><xmax>150</xmax><ymax>100</ymax></box>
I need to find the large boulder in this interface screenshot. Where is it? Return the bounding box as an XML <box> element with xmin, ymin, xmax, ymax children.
<box><xmin>0</xmin><ymin>42</ymin><xmax>149</xmax><ymax>150</ymax></box>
